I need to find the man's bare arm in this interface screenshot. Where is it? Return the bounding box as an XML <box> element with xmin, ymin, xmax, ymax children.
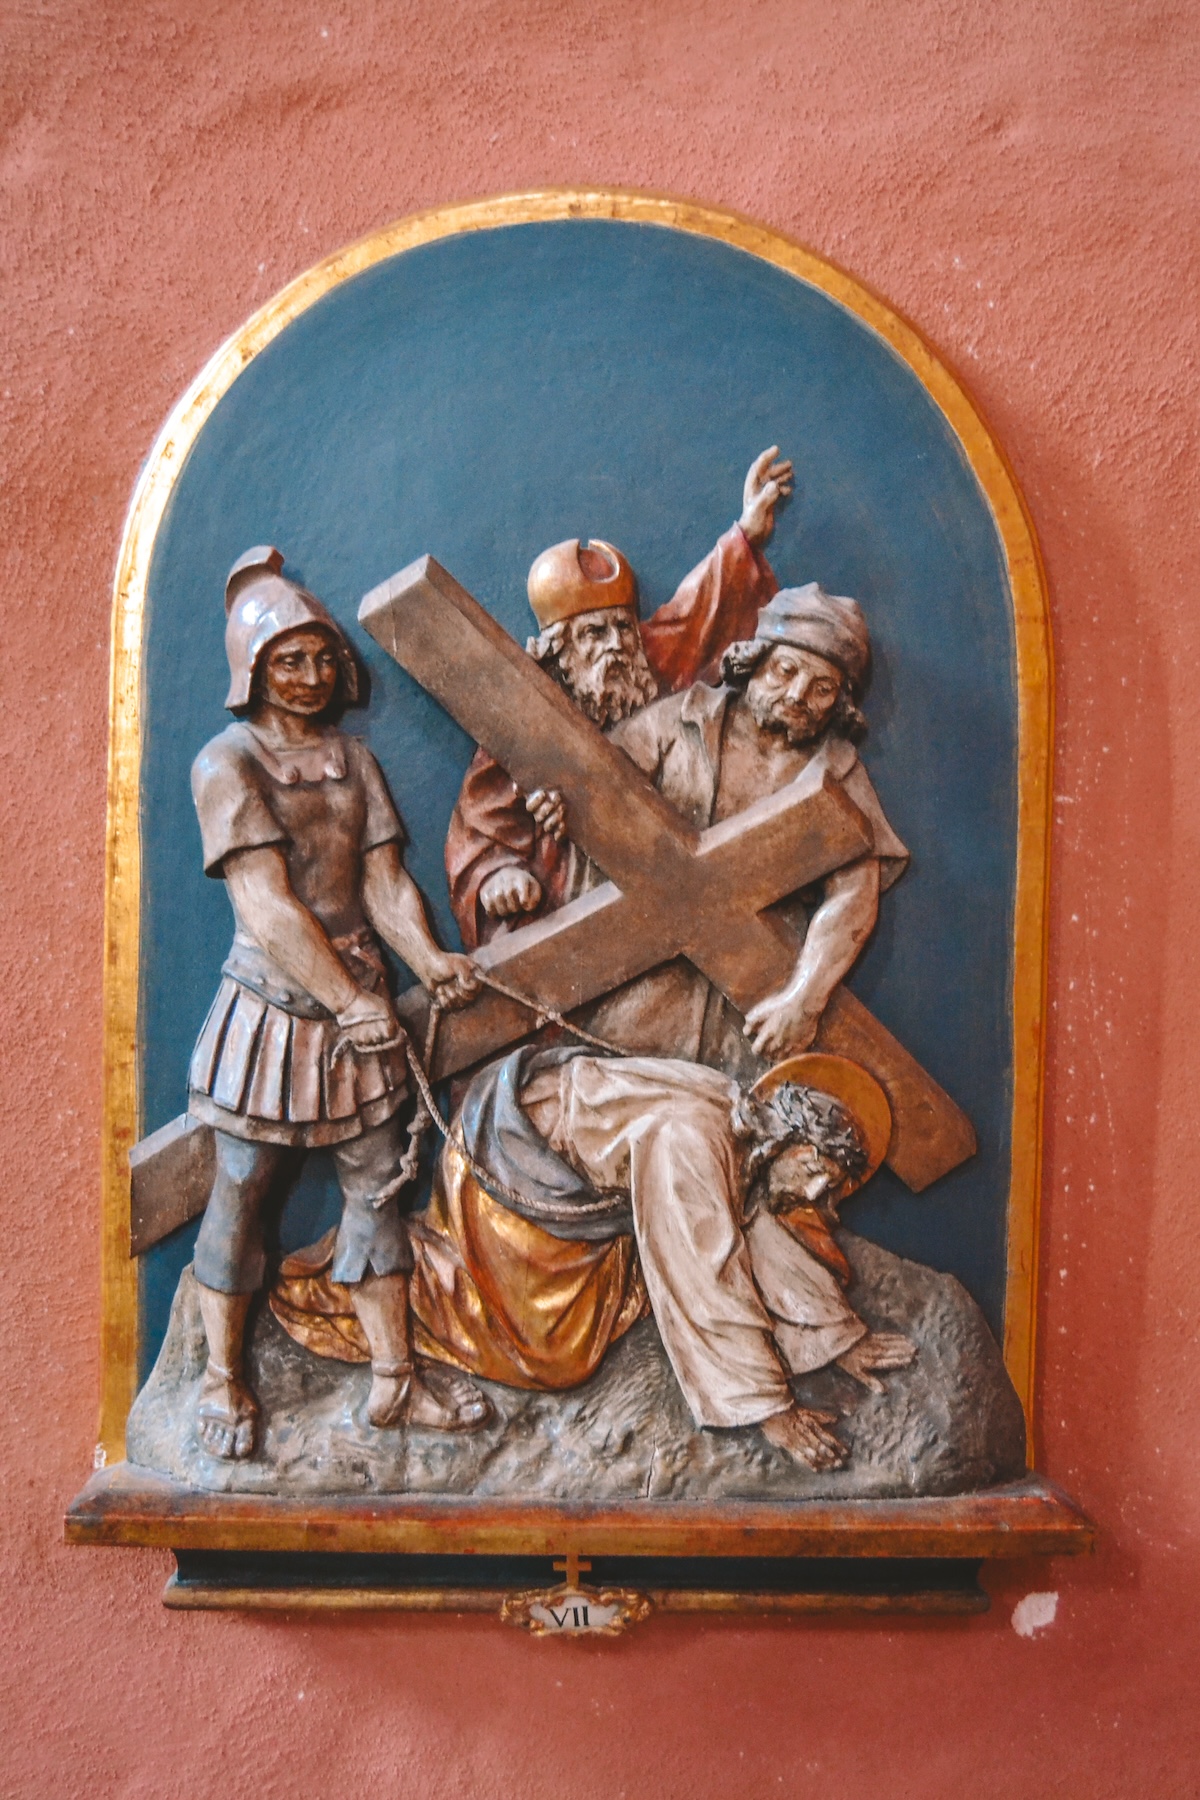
<box><xmin>744</xmin><ymin>857</ymin><xmax>881</xmax><ymax>1059</ymax></box>
<box><xmin>224</xmin><ymin>845</ymin><xmax>362</xmax><ymax>1016</ymax></box>
<box><xmin>362</xmin><ymin>842</ymin><xmax>479</xmax><ymax>1008</ymax></box>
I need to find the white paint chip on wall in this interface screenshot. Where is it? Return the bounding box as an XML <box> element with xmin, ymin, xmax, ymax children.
<box><xmin>1012</xmin><ymin>1591</ymin><xmax>1059</xmax><ymax>1637</ymax></box>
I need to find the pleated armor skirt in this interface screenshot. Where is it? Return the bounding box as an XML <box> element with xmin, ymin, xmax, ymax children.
<box><xmin>188</xmin><ymin>976</ymin><xmax>409</xmax><ymax>1147</ymax></box>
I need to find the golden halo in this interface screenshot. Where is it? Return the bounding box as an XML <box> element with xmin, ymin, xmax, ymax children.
<box><xmin>751</xmin><ymin>1053</ymin><xmax>893</xmax><ymax>1192</ymax></box>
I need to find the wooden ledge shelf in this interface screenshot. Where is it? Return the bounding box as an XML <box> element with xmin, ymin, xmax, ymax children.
<box><xmin>67</xmin><ymin>1465</ymin><xmax>1093</xmax><ymax>1613</ymax></box>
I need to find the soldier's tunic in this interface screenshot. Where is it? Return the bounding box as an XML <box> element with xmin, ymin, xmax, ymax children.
<box><xmin>188</xmin><ymin>720</ymin><xmax>414</xmax><ymax>1294</ymax></box>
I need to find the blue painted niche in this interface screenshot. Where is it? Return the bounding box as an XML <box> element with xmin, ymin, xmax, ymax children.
<box><xmin>138</xmin><ymin>219</ymin><xmax>1016</xmax><ymax>1378</ymax></box>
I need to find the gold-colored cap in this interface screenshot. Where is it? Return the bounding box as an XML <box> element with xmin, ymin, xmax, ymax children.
<box><xmin>526</xmin><ymin>538</ymin><xmax>637</xmax><ymax>628</ymax></box>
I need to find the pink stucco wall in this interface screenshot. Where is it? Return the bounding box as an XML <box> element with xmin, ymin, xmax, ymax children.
<box><xmin>2</xmin><ymin>2</ymin><xmax>1198</xmax><ymax>1793</ymax></box>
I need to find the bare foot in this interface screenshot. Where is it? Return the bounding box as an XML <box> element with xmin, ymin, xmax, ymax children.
<box><xmin>367</xmin><ymin>1360</ymin><xmax>492</xmax><ymax>1432</ymax></box>
<box><xmin>836</xmin><ymin>1331</ymin><xmax>918</xmax><ymax>1394</ymax></box>
<box><xmin>411</xmin><ymin>1361</ymin><xmax>492</xmax><ymax>1430</ymax></box>
<box><xmin>761</xmin><ymin>1404</ymin><xmax>847</xmax><ymax>1471</ymax></box>
<box><xmin>196</xmin><ymin>1364</ymin><xmax>259</xmax><ymax>1460</ymax></box>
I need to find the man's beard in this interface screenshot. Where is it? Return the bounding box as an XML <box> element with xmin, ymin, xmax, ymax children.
<box><xmin>746</xmin><ymin>682</ymin><xmax>830</xmax><ymax>747</ymax></box>
<box><xmin>558</xmin><ymin>643</ymin><xmax>659</xmax><ymax>727</ymax></box>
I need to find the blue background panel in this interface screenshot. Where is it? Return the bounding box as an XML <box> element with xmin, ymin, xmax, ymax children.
<box><xmin>139</xmin><ymin>220</ymin><xmax>1015</xmax><ymax>1377</ymax></box>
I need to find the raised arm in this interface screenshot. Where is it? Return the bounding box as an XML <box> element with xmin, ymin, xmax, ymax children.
<box><xmin>640</xmin><ymin>446</ymin><xmax>791</xmax><ymax>691</ymax></box>
<box><xmin>744</xmin><ymin>857</ymin><xmax>881</xmax><ymax>1060</ymax></box>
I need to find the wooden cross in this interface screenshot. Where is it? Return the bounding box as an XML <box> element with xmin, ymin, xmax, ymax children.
<box><xmin>360</xmin><ymin>558</ymin><xmax>976</xmax><ymax>1192</ymax></box>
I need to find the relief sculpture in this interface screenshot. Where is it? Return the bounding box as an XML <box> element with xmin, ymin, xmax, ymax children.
<box><xmin>178</xmin><ymin>548</ymin><xmax>486</xmax><ymax>1457</ymax></box>
<box><xmin>126</xmin><ymin>449</ymin><xmax>1026</xmax><ymax>1503</ymax></box>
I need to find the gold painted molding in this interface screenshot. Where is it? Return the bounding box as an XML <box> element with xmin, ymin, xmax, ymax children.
<box><xmin>98</xmin><ymin>187</ymin><xmax>1052</xmax><ymax>1463</ymax></box>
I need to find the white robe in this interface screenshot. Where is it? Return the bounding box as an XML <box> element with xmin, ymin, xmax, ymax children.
<box><xmin>522</xmin><ymin>1054</ymin><xmax>867</xmax><ymax>1429</ymax></box>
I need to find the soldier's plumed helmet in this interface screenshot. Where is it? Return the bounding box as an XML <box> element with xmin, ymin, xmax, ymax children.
<box><xmin>754</xmin><ymin>583</ymin><xmax>871</xmax><ymax>696</ymax></box>
<box><xmin>527</xmin><ymin>538</ymin><xmax>638</xmax><ymax>630</ymax></box>
<box><xmin>223</xmin><ymin>546</ymin><xmax>360</xmax><ymax>713</ymax></box>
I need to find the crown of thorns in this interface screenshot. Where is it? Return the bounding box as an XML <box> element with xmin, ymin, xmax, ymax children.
<box><xmin>731</xmin><ymin>1082</ymin><xmax>870</xmax><ymax>1189</ymax></box>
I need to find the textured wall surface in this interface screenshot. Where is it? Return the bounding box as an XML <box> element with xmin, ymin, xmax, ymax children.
<box><xmin>2</xmin><ymin>2</ymin><xmax>1197</xmax><ymax>1795</ymax></box>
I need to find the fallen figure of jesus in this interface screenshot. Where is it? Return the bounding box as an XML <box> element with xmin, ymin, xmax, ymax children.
<box><xmin>274</xmin><ymin>1047</ymin><xmax>917</xmax><ymax>1471</ymax></box>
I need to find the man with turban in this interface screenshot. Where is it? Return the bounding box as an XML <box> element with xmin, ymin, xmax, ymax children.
<box><xmin>580</xmin><ymin>582</ymin><xmax>910</xmax><ymax>1080</ymax></box>
<box><xmin>444</xmin><ymin>448</ymin><xmax>793</xmax><ymax>949</ymax></box>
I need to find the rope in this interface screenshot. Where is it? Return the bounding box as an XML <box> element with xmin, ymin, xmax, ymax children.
<box><xmin>469</xmin><ymin>969</ymin><xmax>630</xmax><ymax>1056</ymax></box>
<box><xmin>359</xmin><ymin>971</ymin><xmax>632</xmax><ymax>1223</ymax></box>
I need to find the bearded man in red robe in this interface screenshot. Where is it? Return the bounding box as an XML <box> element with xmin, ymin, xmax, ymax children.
<box><xmin>444</xmin><ymin>447</ymin><xmax>794</xmax><ymax>949</ymax></box>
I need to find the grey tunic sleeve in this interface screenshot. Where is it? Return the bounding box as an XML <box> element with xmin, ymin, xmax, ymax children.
<box><xmin>352</xmin><ymin>741</ymin><xmax>407</xmax><ymax>854</ymax></box>
<box><xmin>191</xmin><ymin>734</ymin><xmax>285</xmax><ymax>877</ymax></box>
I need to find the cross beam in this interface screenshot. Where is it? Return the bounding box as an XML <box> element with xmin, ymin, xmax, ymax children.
<box><xmin>361</xmin><ymin>557</ymin><xmax>975</xmax><ymax>1192</ymax></box>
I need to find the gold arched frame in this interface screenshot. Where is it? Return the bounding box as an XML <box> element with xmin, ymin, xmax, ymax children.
<box><xmin>98</xmin><ymin>189</ymin><xmax>1052</xmax><ymax>1465</ymax></box>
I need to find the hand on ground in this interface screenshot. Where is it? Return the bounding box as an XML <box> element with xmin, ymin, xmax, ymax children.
<box><xmin>836</xmin><ymin>1332</ymin><xmax>918</xmax><ymax>1394</ymax></box>
<box><xmin>760</xmin><ymin>1404</ymin><xmax>846</xmax><ymax>1471</ymax></box>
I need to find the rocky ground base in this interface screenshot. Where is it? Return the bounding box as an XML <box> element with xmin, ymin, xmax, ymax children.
<box><xmin>126</xmin><ymin>1231</ymin><xmax>1026</xmax><ymax>1501</ymax></box>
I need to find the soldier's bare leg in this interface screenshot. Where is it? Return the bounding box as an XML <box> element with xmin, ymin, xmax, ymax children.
<box><xmin>334</xmin><ymin>1114</ymin><xmax>491</xmax><ymax>1432</ymax></box>
<box><xmin>195</xmin><ymin>1286</ymin><xmax>259</xmax><ymax>1459</ymax></box>
<box><xmin>351</xmin><ymin>1270</ymin><xmax>490</xmax><ymax>1431</ymax></box>
<box><xmin>192</xmin><ymin>1131</ymin><xmax>282</xmax><ymax>1460</ymax></box>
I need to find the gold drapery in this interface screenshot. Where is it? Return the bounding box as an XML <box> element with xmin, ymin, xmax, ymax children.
<box><xmin>270</xmin><ymin>1136</ymin><xmax>648</xmax><ymax>1389</ymax></box>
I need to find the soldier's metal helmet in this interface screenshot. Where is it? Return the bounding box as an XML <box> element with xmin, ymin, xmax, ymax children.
<box><xmin>223</xmin><ymin>546</ymin><xmax>360</xmax><ymax>713</ymax></box>
<box><xmin>526</xmin><ymin>538</ymin><xmax>638</xmax><ymax>630</ymax></box>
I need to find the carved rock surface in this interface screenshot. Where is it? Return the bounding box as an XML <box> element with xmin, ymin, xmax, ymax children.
<box><xmin>126</xmin><ymin>1232</ymin><xmax>1026</xmax><ymax>1499</ymax></box>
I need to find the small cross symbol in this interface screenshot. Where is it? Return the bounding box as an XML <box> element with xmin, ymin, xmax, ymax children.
<box><xmin>553</xmin><ymin>1552</ymin><xmax>591</xmax><ymax>1589</ymax></box>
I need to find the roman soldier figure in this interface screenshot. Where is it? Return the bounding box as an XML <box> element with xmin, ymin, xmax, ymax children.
<box><xmin>186</xmin><ymin>547</ymin><xmax>487</xmax><ymax>1460</ymax></box>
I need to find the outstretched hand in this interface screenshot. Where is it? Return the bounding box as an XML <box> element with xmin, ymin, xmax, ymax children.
<box><xmin>739</xmin><ymin>445</ymin><xmax>795</xmax><ymax>547</ymax></box>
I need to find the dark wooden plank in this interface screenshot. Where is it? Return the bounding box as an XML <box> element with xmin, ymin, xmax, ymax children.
<box><xmin>397</xmin><ymin>774</ymin><xmax>874</xmax><ymax>1078</ymax></box>
<box><xmin>129</xmin><ymin>1112</ymin><xmax>214</xmax><ymax>1254</ymax></box>
<box><xmin>161</xmin><ymin>1579</ymin><xmax>988</xmax><ymax>1616</ymax></box>
<box><xmin>360</xmin><ymin>556</ymin><xmax>698</xmax><ymax>891</ymax></box>
<box><xmin>816</xmin><ymin>989</ymin><xmax>979</xmax><ymax>1191</ymax></box>
<box><xmin>66</xmin><ymin>1464</ymin><xmax>1095</xmax><ymax>1561</ymax></box>
<box><xmin>361</xmin><ymin>556</ymin><xmax>977</xmax><ymax>1192</ymax></box>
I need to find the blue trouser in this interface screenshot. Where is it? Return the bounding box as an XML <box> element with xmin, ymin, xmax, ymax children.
<box><xmin>193</xmin><ymin>1110</ymin><xmax>414</xmax><ymax>1295</ymax></box>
